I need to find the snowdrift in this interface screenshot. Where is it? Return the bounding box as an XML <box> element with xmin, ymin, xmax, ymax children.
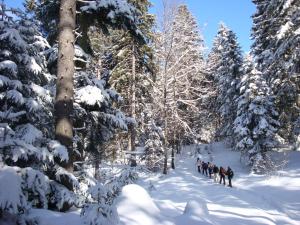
<box><xmin>117</xmin><ymin>184</ymin><xmax>168</xmax><ymax>225</ymax></box>
<box><xmin>175</xmin><ymin>200</ymin><xmax>212</xmax><ymax>225</ymax></box>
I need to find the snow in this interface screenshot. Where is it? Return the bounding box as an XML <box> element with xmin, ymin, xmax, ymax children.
<box><xmin>0</xmin><ymin>166</ymin><xmax>27</xmax><ymax>214</ymax></box>
<box><xmin>75</xmin><ymin>85</ymin><xmax>105</xmax><ymax>106</ymax></box>
<box><xmin>11</xmin><ymin>143</ymin><xmax>300</xmax><ymax>225</ymax></box>
<box><xmin>27</xmin><ymin>56</ymin><xmax>42</xmax><ymax>75</ymax></box>
<box><xmin>0</xmin><ymin>60</ymin><xmax>18</xmax><ymax>77</ymax></box>
<box><xmin>15</xmin><ymin>124</ymin><xmax>43</xmax><ymax>144</ymax></box>
<box><xmin>6</xmin><ymin>89</ymin><xmax>24</xmax><ymax>104</ymax></box>
<box><xmin>30</xmin><ymin>83</ymin><xmax>52</xmax><ymax>103</ymax></box>
<box><xmin>80</xmin><ymin>0</ymin><xmax>133</xmax><ymax>16</ymax></box>
<box><xmin>0</xmin><ymin>75</ymin><xmax>22</xmax><ymax>89</ymax></box>
<box><xmin>55</xmin><ymin>167</ymin><xmax>79</xmax><ymax>189</ymax></box>
<box><xmin>48</xmin><ymin>140</ymin><xmax>69</xmax><ymax>162</ymax></box>
<box><xmin>277</xmin><ymin>21</ymin><xmax>293</xmax><ymax>40</ymax></box>
<box><xmin>0</xmin><ymin>27</ymin><xmax>27</xmax><ymax>51</ymax></box>
<box><xmin>117</xmin><ymin>184</ymin><xmax>166</xmax><ymax>225</ymax></box>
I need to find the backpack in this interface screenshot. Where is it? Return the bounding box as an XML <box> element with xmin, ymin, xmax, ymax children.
<box><xmin>213</xmin><ymin>166</ymin><xmax>219</xmax><ymax>173</ymax></box>
<box><xmin>229</xmin><ymin>170</ymin><xmax>234</xmax><ymax>178</ymax></box>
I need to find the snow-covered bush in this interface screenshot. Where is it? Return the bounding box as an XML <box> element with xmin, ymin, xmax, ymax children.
<box><xmin>81</xmin><ymin>168</ymin><xmax>137</xmax><ymax>225</ymax></box>
<box><xmin>81</xmin><ymin>202</ymin><xmax>119</xmax><ymax>225</ymax></box>
<box><xmin>143</xmin><ymin>120</ymin><xmax>164</xmax><ymax>171</ymax></box>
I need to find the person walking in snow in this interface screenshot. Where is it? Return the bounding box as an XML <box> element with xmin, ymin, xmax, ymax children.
<box><xmin>219</xmin><ymin>166</ymin><xmax>226</xmax><ymax>185</ymax></box>
<box><xmin>213</xmin><ymin>164</ymin><xmax>219</xmax><ymax>182</ymax></box>
<box><xmin>203</xmin><ymin>162</ymin><xmax>208</xmax><ymax>176</ymax></box>
<box><xmin>208</xmin><ymin>162</ymin><xmax>213</xmax><ymax>178</ymax></box>
<box><xmin>227</xmin><ymin>166</ymin><xmax>234</xmax><ymax>187</ymax></box>
<box><xmin>196</xmin><ymin>158</ymin><xmax>202</xmax><ymax>173</ymax></box>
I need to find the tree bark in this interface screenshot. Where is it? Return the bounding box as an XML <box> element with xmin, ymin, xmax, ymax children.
<box><xmin>129</xmin><ymin>44</ymin><xmax>137</xmax><ymax>167</ymax></box>
<box><xmin>55</xmin><ymin>0</ymin><xmax>76</xmax><ymax>173</ymax></box>
<box><xmin>171</xmin><ymin>145</ymin><xmax>175</xmax><ymax>169</ymax></box>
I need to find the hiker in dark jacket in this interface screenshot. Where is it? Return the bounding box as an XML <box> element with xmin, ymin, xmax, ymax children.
<box><xmin>203</xmin><ymin>162</ymin><xmax>208</xmax><ymax>176</ymax></box>
<box><xmin>201</xmin><ymin>161</ymin><xmax>205</xmax><ymax>175</ymax></box>
<box><xmin>227</xmin><ymin>166</ymin><xmax>234</xmax><ymax>187</ymax></box>
<box><xmin>219</xmin><ymin>166</ymin><xmax>226</xmax><ymax>185</ymax></box>
<box><xmin>213</xmin><ymin>165</ymin><xmax>219</xmax><ymax>182</ymax></box>
<box><xmin>208</xmin><ymin>163</ymin><xmax>213</xmax><ymax>178</ymax></box>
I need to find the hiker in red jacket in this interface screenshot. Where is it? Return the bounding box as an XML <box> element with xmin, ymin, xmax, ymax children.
<box><xmin>219</xmin><ymin>166</ymin><xmax>226</xmax><ymax>185</ymax></box>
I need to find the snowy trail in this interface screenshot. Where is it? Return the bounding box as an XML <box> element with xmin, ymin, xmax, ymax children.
<box><xmin>26</xmin><ymin>143</ymin><xmax>300</xmax><ymax>225</ymax></box>
<box><xmin>137</xmin><ymin>143</ymin><xmax>300</xmax><ymax>225</ymax></box>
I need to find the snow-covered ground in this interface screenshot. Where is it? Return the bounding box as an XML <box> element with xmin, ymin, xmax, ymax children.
<box><xmin>127</xmin><ymin>142</ymin><xmax>300</xmax><ymax>225</ymax></box>
<box><xmin>25</xmin><ymin>142</ymin><xmax>300</xmax><ymax>225</ymax></box>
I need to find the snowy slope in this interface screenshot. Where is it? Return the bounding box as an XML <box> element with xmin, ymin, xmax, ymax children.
<box><xmin>21</xmin><ymin>142</ymin><xmax>300</xmax><ymax>225</ymax></box>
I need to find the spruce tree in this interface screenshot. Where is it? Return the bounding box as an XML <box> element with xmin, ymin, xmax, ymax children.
<box><xmin>0</xmin><ymin>6</ymin><xmax>80</xmax><ymax>219</ymax></box>
<box><xmin>27</xmin><ymin>0</ymin><xmax>147</xmax><ymax>172</ymax></box>
<box><xmin>234</xmin><ymin>55</ymin><xmax>282</xmax><ymax>173</ymax></box>
<box><xmin>251</xmin><ymin>0</ymin><xmax>300</xmax><ymax>145</ymax></box>
<box><xmin>103</xmin><ymin>0</ymin><xmax>155</xmax><ymax>161</ymax></box>
<box><xmin>212</xmin><ymin>23</ymin><xmax>243</xmax><ymax>144</ymax></box>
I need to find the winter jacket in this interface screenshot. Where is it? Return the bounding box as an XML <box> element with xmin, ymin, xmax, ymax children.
<box><xmin>213</xmin><ymin>166</ymin><xmax>219</xmax><ymax>173</ymax></box>
<box><xmin>219</xmin><ymin>167</ymin><xmax>226</xmax><ymax>176</ymax></box>
<box><xmin>227</xmin><ymin>168</ymin><xmax>234</xmax><ymax>179</ymax></box>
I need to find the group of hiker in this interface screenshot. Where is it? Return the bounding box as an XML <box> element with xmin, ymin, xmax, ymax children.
<box><xmin>196</xmin><ymin>158</ymin><xmax>234</xmax><ymax>187</ymax></box>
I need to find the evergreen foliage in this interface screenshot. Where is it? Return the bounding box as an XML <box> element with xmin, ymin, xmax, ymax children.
<box><xmin>234</xmin><ymin>55</ymin><xmax>282</xmax><ymax>173</ymax></box>
<box><xmin>209</xmin><ymin>23</ymin><xmax>243</xmax><ymax>143</ymax></box>
<box><xmin>0</xmin><ymin>7</ymin><xmax>80</xmax><ymax>218</ymax></box>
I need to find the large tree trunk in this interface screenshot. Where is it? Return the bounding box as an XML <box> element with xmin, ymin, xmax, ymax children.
<box><xmin>163</xmin><ymin>82</ymin><xmax>168</xmax><ymax>174</ymax></box>
<box><xmin>171</xmin><ymin>145</ymin><xmax>175</xmax><ymax>169</ymax></box>
<box><xmin>129</xmin><ymin>44</ymin><xmax>137</xmax><ymax>167</ymax></box>
<box><xmin>55</xmin><ymin>0</ymin><xmax>76</xmax><ymax>173</ymax></box>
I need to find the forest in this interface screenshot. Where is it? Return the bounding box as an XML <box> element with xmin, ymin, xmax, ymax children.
<box><xmin>0</xmin><ymin>0</ymin><xmax>299</xmax><ymax>224</ymax></box>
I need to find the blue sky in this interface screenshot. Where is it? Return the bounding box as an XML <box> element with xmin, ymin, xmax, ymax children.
<box><xmin>150</xmin><ymin>0</ymin><xmax>256</xmax><ymax>53</ymax></box>
<box><xmin>8</xmin><ymin>0</ymin><xmax>256</xmax><ymax>52</ymax></box>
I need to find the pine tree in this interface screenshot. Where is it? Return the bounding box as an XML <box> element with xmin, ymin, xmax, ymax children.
<box><xmin>233</xmin><ymin>55</ymin><xmax>282</xmax><ymax>173</ymax></box>
<box><xmin>102</xmin><ymin>0</ymin><xmax>155</xmax><ymax>162</ymax></box>
<box><xmin>212</xmin><ymin>23</ymin><xmax>243</xmax><ymax>144</ymax></box>
<box><xmin>28</xmin><ymin>0</ymin><xmax>147</xmax><ymax>173</ymax></box>
<box><xmin>0</xmin><ymin>7</ymin><xmax>80</xmax><ymax>219</ymax></box>
<box><xmin>251</xmin><ymin>0</ymin><xmax>300</xmax><ymax>145</ymax></box>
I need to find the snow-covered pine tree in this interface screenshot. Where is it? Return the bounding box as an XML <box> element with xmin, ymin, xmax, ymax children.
<box><xmin>143</xmin><ymin>118</ymin><xmax>164</xmax><ymax>171</ymax></box>
<box><xmin>213</xmin><ymin>23</ymin><xmax>243</xmax><ymax>144</ymax></box>
<box><xmin>251</xmin><ymin>0</ymin><xmax>300</xmax><ymax>145</ymax></box>
<box><xmin>33</xmin><ymin>0</ymin><xmax>148</xmax><ymax>223</ymax></box>
<box><xmin>203</xmin><ymin>36</ymin><xmax>223</xmax><ymax>141</ymax></box>
<box><xmin>233</xmin><ymin>55</ymin><xmax>282</xmax><ymax>173</ymax></box>
<box><xmin>100</xmin><ymin>0</ymin><xmax>155</xmax><ymax>162</ymax></box>
<box><xmin>29</xmin><ymin>0</ymin><xmax>147</xmax><ymax>173</ymax></box>
<box><xmin>0</xmin><ymin>6</ymin><xmax>80</xmax><ymax>220</ymax></box>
